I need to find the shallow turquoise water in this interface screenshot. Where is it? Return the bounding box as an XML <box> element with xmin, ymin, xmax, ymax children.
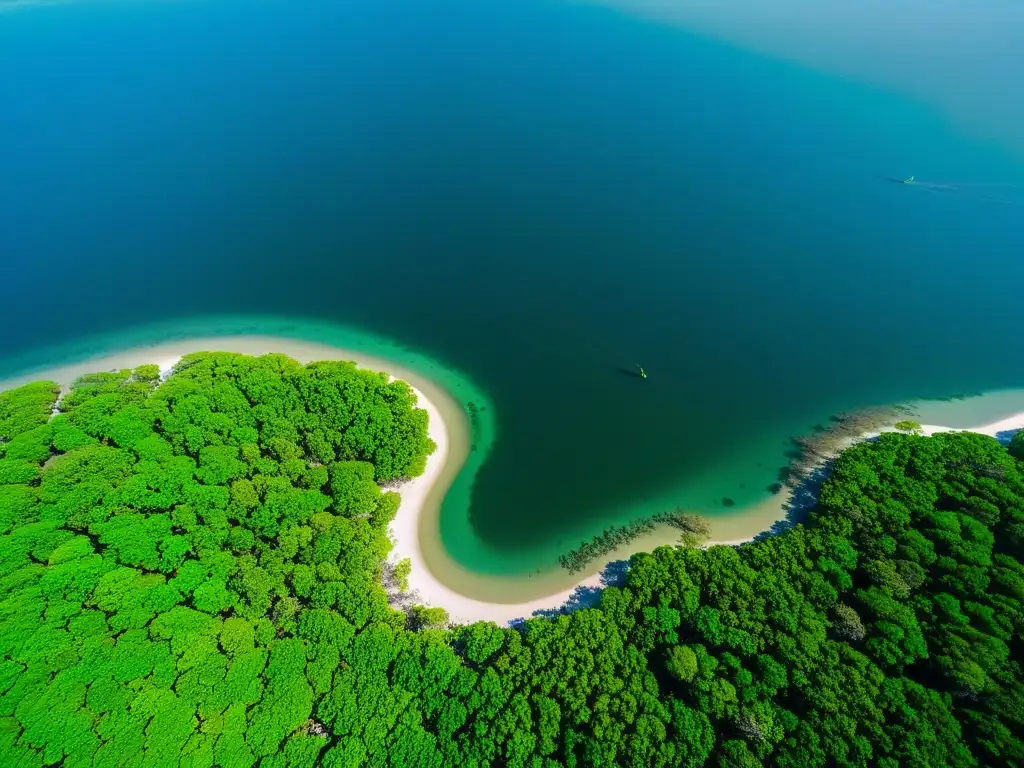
<box><xmin>2</xmin><ymin>0</ymin><xmax>1023</xmax><ymax>575</ymax></box>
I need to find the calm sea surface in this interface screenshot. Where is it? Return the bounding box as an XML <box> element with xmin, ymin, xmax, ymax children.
<box><xmin>2</xmin><ymin>0</ymin><xmax>1023</xmax><ymax>574</ymax></box>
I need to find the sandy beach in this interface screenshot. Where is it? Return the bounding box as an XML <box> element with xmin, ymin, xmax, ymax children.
<box><xmin>0</xmin><ymin>336</ymin><xmax>479</xmax><ymax>615</ymax></box>
<box><xmin>4</xmin><ymin>338</ymin><xmax>1024</xmax><ymax>627</ymax></box>
<box><xmin>403</xmin><ymin>409</ymin><xmax>1024</xmax><ymax>625</ymax></box>
<box><xmin>0</xmin><ymin>334</ymin><xmax>783</xmax><ymax>624</ymax></box>
<box><xmin>916</xmin><ymin>416</ymin><xmax>1024</xmax><ymax>439</ymax></box>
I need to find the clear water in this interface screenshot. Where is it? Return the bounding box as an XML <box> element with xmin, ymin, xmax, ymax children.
<box><xmin>2</xmin><ymin>0</ymin><xmax>1023</xmax><ymax>575</ymax></box>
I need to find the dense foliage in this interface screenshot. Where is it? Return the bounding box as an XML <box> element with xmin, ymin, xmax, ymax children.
<box><xmin>0</xmin><ymin>353</ymin><xmax>441</xmax><ymax>767</ymax></box>
<box><xmin>1</xmin><ymin>353</ymin><xmax>1022</xmax><ymax>767</ymax></box>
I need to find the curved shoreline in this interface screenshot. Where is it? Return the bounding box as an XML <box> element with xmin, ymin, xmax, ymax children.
<box><xmin>0</xmin><ymin>319</ymin><xmax>797</xmax><ymax>607</ymax></box>
<box><xmin>4</xmin><ymin>335</ymin><xmax>1024</xmax><ymax>627</ymax></box>
<box><xmin>0</xmin><ymin>335</ymin><xmax>476</xmax><ymax>609</ymax></box>
<box><xmin>0</xmin><ymin>333</ymin><xmax>794</xmax><ymax>624</ymax></box>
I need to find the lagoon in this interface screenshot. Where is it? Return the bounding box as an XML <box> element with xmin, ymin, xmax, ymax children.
<box><xmin>2</xmin><ymin>0</ymin><xmax>1023</xmax><ymax>581</ymax></box>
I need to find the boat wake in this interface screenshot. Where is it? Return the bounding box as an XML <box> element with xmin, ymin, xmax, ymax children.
<box><xmin>882</xmin><ymin>176</ymin><xmax>1024</xmax><ymax>207</ymax></box>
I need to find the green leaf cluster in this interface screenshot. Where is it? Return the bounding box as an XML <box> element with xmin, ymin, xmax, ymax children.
<box><xmin>0</xmin><ymin>353</ymin><xmax>449</xmax><ymax>767</ymax></box>
<box><xmin>2</xmin><ymin>353</ymin><xmax>1022</xmax><ymax>767</ymax></box>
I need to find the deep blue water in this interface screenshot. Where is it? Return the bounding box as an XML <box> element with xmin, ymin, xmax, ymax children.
<box><xmin>2</xmin><ymin>0</ymin><xmax>1023</xmax><ymax>572</ymax></box>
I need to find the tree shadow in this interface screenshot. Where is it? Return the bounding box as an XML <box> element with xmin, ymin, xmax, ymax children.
<box><xmin>755</xmin><ymin>434</ymin><xmax>893</xmax><ymax>542</ymax></box>
<box><xmin>600</xmin><ymin>559</ymin><xmax>631</xmax><ymax>587</ymax></box>
<box><xmin>753</xmin><ymin>457</ymin><xmax>841</xmax><ymax>542</ymax></box>
<box><xmin>515</xmin><ymin>559</ymin><xmax>633</xmax><ymax>626</ymax></box>
<box><xmin>530</xmin><ymin>585</ymin><xmax>604</xmax><ymax>619</ymax></box>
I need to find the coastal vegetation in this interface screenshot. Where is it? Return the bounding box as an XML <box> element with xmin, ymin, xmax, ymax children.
<box><xmin>784</xmin><ymin>406</ymin><xmax>915</xmax><ymax>488</ymax></box>
<box><xmin>1</xmin><ymin>354</ymin><xmax>1022</xmax><ymax>767</ymax></box>
<box><xmin>895</xmin><ymin>419</ymin><xmax>923</xmax><ymax>433</ymax></box>
<box><xmin>558</xmin><ymin>511</ymin><xmax>711</xmax><ymax>574</ymax></box>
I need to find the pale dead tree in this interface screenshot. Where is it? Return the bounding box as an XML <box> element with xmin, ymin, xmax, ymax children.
<box><xmin>304</xmin><ymin>719</ymin><xmax>329</xmax><ymax>737</ymax></box>
<box><xmin>832</xmin><ymin>603</ymin><xmax>866</xmax><ymax>642</ymax></box>
<box><xmin>735</xmin><ymin>714</ymin><xmax>765</xmax><ymax>743</ymax></box>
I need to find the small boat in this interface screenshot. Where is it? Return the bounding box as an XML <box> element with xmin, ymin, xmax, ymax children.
<box><xmin>637</xmin><ymin>365</ymin><xmax>647</xmax><ymax>379</ymax></box>
<box><xmin>902</xmin><ymin>176</ymin><xmax>915</xmax><ymax>184</ymax></box>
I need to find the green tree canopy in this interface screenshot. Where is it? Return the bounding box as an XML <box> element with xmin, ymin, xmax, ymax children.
<box><xmin>1</xmin><ymin>355</ymin><xmax>1022</xmax><ymax>767</ymax></box>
